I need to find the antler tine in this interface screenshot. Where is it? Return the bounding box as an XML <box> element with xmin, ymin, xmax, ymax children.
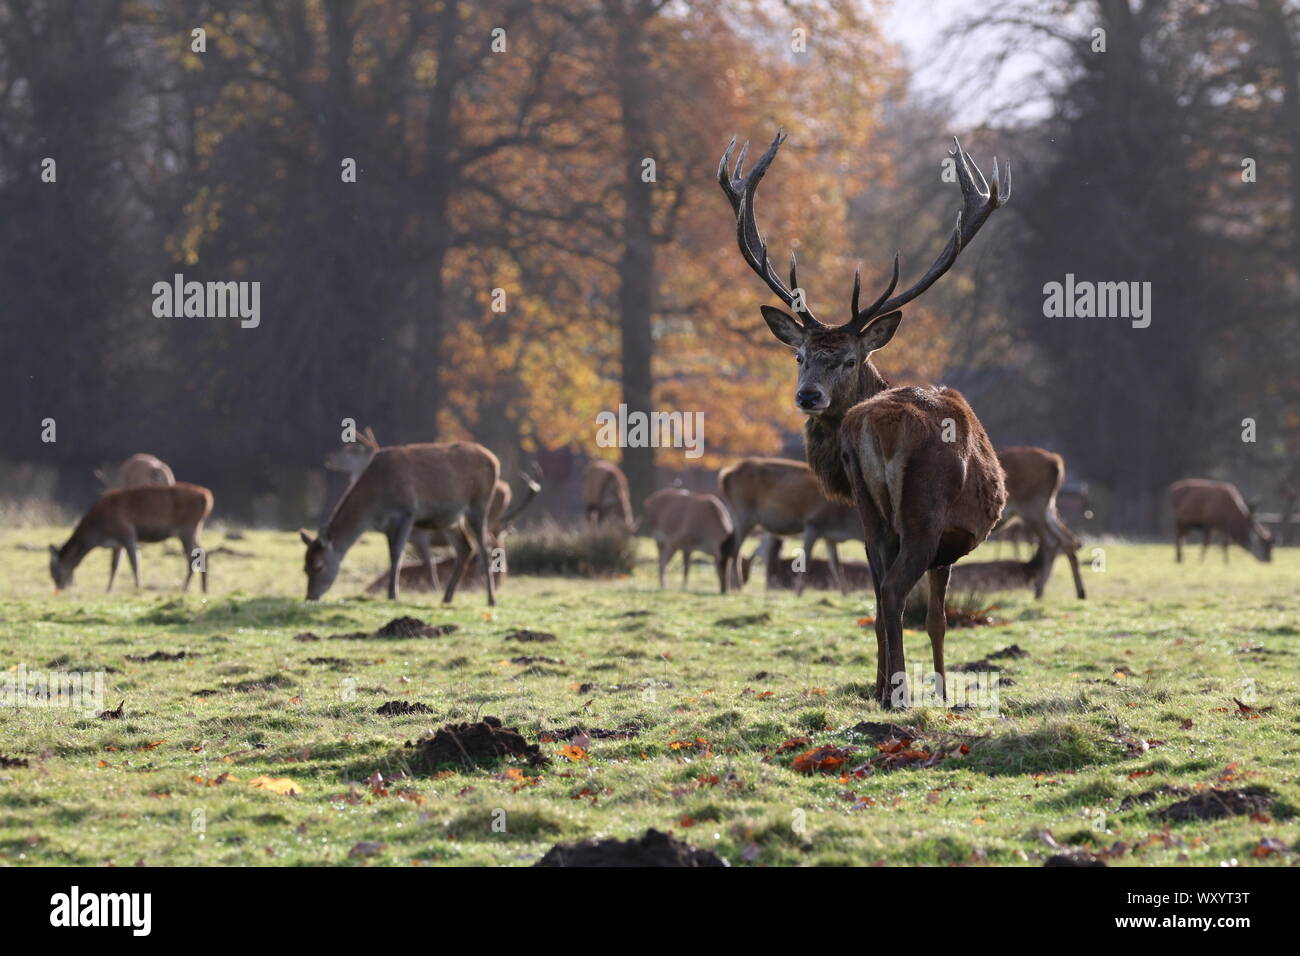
<box><xmin>718</xmin><ymin>130</ymin><xmax>821</xmax><ymax>326</ymax></box>
<box><xmin>848</xmin><ymin>255</ymin><xmax>900</xmax><ymax>332</ymax></box>
<box><xmin>850</xmin><ymin>136</ymin><xmax>1010</xmax><ymax>326</ymax></box>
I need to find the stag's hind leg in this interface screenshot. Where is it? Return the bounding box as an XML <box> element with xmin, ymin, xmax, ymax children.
<box><xmin>107</xmin><ymin>547</ymin><xmax>122</xmax><ymax>593</ymax></box>
<box><xmin>927</xmin><ymin>565</ymin><xmax>951</xmax><ymax>706</ymax></box>
<box><xmin>385</xmin><ymin>515</ymin><xmax>414</xmax><ymax>600</ymax></box>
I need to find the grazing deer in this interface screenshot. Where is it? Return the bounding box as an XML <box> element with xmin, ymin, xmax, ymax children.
<box><xmin>94</xmin><ymin>453</ymin><xmax>176</xmax><ymax>489</ymax></box>
<box><xmin>584</xmin><ymin>460</ymin><xmax>634</xmax><ymax>530</ymax></box>
<box><xmin>300</xmin><ymin>442</ymin><xmax>500</xmax><ymax>604</ymax></box>
<box><xmin>996</xmin><ymin>446</ymin><xmax>1086</xmax><ymax>599</ymax></box>
<box><xmin>49</xmin><ymin>483</ymin><xmax>213</xmax><ymax>593</ymax></box>
<box><xmin>323</xmin><ymin>427</ymin><xmax>541</xmax><ymax>589</ymax></box>
<box><xmin>1169</xmin><ymin>479</ymin><xmax>1273</xmax><ymax>563</ymax></box>
<box><xmin>642</xmin><ymin>488</ymin><xmax>737</xmax><ymax>593</ymax></box>
<box><xmin>720</xmin><ymin>131</ymin><xmax>1009</xmax><ymax>708</ymax></box>
<box><xmin>718</xmin><ymin>457</ymin><xmax>863</xmax><ymax>595</ymax></box>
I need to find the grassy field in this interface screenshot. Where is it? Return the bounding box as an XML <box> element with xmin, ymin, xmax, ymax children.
<box><xmin>1</xmin><ymin>525</ymin><xmax>1297</xmax><ymax>867</ymax></box>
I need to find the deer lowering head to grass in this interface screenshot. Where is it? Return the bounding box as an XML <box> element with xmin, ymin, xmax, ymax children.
<box><xmin>719</xmin><ymin>131</ymin><xmax>1009</xmax><ymax>708</ymax></box>
<box><xmin>642</xmin><ymin>488</ymin><xmax>737</xmax><ymax>593</ymax></box>
<box><xmin>718</xmin><ymin>457</ymin><xmax>863</xmax><ymax>595</ymax></box>
<box><xmin>322</xmin><ymin>427</ymin><xmax>540</xmax><ymax>591</ymax></box>
<box><xmin>996</xmin><ymin>446</ymin><xmax>1086</xmax><ymax>599</ymax></box>
<box><xmin>49</xmin><ymin>483</ymin><xmax>213</xmax><ymax>593</ymax></box>
<box><xmin>94</xmin><ymin>453</ymin><xmax>176</xmax><ymax>489</ymax></box>
<box><xmin>300</xmin><ymin>441</ymin><xmax>500</xmax><ymax>604</ymax></box>
<box><xmin>1169</xmin><ymin>479</ymin><xmax>1273</xmax><ymax>563</ymax></box>
<box><xmin>584</xmin><ymin>460</ymin><xmax>634</xmax><ymax>530</ymax></box>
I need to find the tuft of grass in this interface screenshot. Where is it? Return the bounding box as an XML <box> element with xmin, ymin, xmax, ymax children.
<box><xmin>506</xmin><ymin>521</ymin><xmax>636</xmax><ymax>577</ymax></box>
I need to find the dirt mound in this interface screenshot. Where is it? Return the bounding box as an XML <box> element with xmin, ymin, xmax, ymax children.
<box><xmin>1118</xmin><ymin>785</ymin><xmax>1192</xmax><ymax>811</ymax></box>
<box><xmin>849</xmin><ymin>722</ymin><xmax>921</xmax><ymax>743</ymax></box>
<box><xmin>0</xmin><ymin>754</ymin><xmax>30</xmax><ymax>768</ymax></box>
<box><xmin>534</xmin><ymin>828</ymin><xmax>727</xmax><ymax>867</ymax></box>
<box><xmin>125</xmin><ymin>650</ymin><xmax>188</xmax><ymax>662</ymax></box>
<box><xmin>1153</xmin><ymin>786</ymin><xmax>1275</xmax><ymax>822</ymax></box>
<box><xmin>1044</xmin><ymin>851</ymin><xmax>1106</xmax><ymax>867</ymax></box>
<box><xmin>377</xmin><ymin>617</ymin><xmax>456</xmax><ymax>638</ymax></box>
<box><xmin>376</xmin><ymin>700</ymin><xmax>433</xmax><ymax>717</ymax></box>
<box><xmin>293</xmin><ymin>632</ymin><xmax>320</xmax><ymax>642</ymax></box>
<box><xmin>503</xmin><ymin>628</ymin><xmax>556</xmax><ymax>643</ymax></box>
<box><xmin>987</xmin><ymin>644</ymin><xmax>1028</xmax><ymax>660</ymax></box>
<box><xmin>412</xmin><ymin>716</ymin><xmax>547</xmax><ymax>769</ymax></box>
<box><xmin>538</xmin><ymin>726</ymin><xmax>639</xmax><ymax>742</ymax></box>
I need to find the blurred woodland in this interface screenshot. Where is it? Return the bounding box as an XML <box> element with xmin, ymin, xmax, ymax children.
<box><xmin>1</xmin><ymin>0</ymin><xmax>1297</xmax><ymax>531</ymax></box>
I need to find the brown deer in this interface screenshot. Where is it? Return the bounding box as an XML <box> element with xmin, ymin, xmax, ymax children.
<box><xmin>323</xmin><ymin>427</ymin><xmax>540</xmax><ymax>589</ymax></box>
<box><xmin>584</xmin><ymin>460</ymin><xmax>634</xmax><ymax>530</ymax></box>
<box><xmin>642</xmin><ymin>488</ymin><xmax>737</xmax><ymax>593</ymax></box>
<box><xmin>94</xmin><ymin>453</ymin><xmax>176</xmax><ymax>489</ymax></box>
<box><xmin>1169</xmin><ymin>479</ymin><xmax>1273</xmax><ymax>563</ymax></box>
<box><xmin>744</xmin><ymin>537</ymin><xmax>874</xmax><ymax>592</ymax></box>
<box><xmin>49</xmin><ymin>483</ymin><xmax>213</xmax><ymax>593</ymax></box>
<box><xmin>718</xmin><ymin>457</ymin><xmax>863</xmax><ymax>595</ymax></box>
<box><xmin>300</xmin><ymin>442</ymin><xmax>500</xmax><ymax>604</ymax></box>
<box><xmin>720</xmin><ymin>131</ymin><xmax>1009</xmax><ymax>708</ymax></box>
<box><xmin>996</xmin><ymin>446</ymin><xmax>1086</xmax><ymax>599</ymax></box>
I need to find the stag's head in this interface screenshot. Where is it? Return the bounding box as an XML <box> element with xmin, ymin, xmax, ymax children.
<box><xmin>718</xmin><ymin>131</ymin><xmax>1009</xmax><ymax>420</ymax></box>
<box><xmin>299</xmin><ymin>529</ymin><xmax>342</xmax><ymax>600</ymax></box>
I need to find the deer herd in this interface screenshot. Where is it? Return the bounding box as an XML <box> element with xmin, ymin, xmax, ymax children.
<box><xmin>41</xmin><ymin>130</ymin><xmax>1284</xmax><ymax>708</ymax></box>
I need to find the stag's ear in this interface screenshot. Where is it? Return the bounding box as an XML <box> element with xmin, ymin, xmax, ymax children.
<box><xmin>48</xmin><ymin>544</ymin><xmax>58</xmax><ymax>556</ymax></box>
<box><xmin>858</xmin><ymin>310</ymin><xmax>903</xmax><ymax>353</ymax></box>
<box><xmin>298</xmin><ymin>529</ymin><xmax>316</xmax><ymax>547</ymax></box>
<box><xmin>760</xmin><ymin>306</ymin><xmax>803</xmax><ymax>348</ymax></box>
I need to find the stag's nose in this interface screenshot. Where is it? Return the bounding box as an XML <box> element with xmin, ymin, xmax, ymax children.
<box><xmin>796</xmin><ymin>387</ymin><xmax>823</xmax><ymax>411</ymax></box>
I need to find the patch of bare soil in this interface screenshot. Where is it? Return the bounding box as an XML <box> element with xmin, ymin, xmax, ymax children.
<box><xmin>1153</xmin><ymin>786</ymin><xmax>1275</xmax><ymax>823</ymax></box>
<box><xmin>293</xmin><ymin>632</ymin><xmax>320</xmax><ymax>642</ymax></box>
<box><xmin>1044</xmin><ymin>851</ymin><xmax>1106</xmax><ymax>867</ymax></box>
<box><xmin>305</xmin><ymin>656</ymin><xmax>351</xmax><ymax>667</ymax></box>
<box><xmin>410</xmin><ymin>716</ymin><xmax>548</xmax><ymax>769</ymax></box>
<box><xmin>848</xmin><ymin>722</ymin><xmax>922</xmax><ymax>743</ymax></box>
<box><xmin>511</xmin><ymin>655</ymin><xmax>564</xmax><ymax>665</ymax></box>
<box><xmin>503</xmin><ymin>628</ymin><xmax>557</xmax><ymax>643</ymax></box>
<box><xmin>534</xmin><ymin>828</ymin><xmax>727</xmax><ymax>867</ymax></box>
<box><xmin>986</xmin><ymin>644</ymin><xmax>1028</xmax><ymax>660</ymax></box>
<box><xmin>538</xmin><ymin>726</ymin><xmax>639</xmax><ymax>743</ymax></box>
<box><xmin>98</xmin><ymin>700</ymin><xmax>125</xmax><ymax>720</ymax></box>
<box><xmin>376</xmin><ymin>700</ymin><xmax>433</xmax><ymax>717</ymax></box>
<box><xmin>125</xmin><ymin>651</ymin><xmax>189</xmax><ymax>662</ymax></box>
<box><xmin>715</xmin><ymin>612</ymin><xmax>771</xmax><ymax>628</ymax></box>
<box><xmin>0</xmin><ymin>754</ymin><xmax>30</xmax><ymax>768</ymax></box>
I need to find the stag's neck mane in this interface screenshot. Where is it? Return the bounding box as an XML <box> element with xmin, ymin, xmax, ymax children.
<box><xmin>804</xmin><ymin>360</ymin><xmax>890</xmax><ymax>503</ymax></box>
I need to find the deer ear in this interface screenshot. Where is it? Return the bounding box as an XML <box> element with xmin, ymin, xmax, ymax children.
<box><xmin>858</xmin><ymin>310</ymin><xmax>902</xmax><ymax>352</ymax></box>
<box><xmin>760</xmin><ymin>306</ymin><xmax>804</xmax><ymax>348</ymax></box>
<box><xmin>298</xmin><ymin>529</ymin><xmax>316</xmax><ymax>547</ymax></box>
<box><xmin>48</xmin><ymin>544</ymin><xmax>58</xmax><ymax>556</ymax></box>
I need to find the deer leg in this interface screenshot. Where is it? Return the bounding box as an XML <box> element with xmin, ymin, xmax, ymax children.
<box><xmin>826</xmin><ymin>540</ymin><xmax>848</xmax><ymax>595</ymax></box>
<box><xmin>1199</xmin><ymin>528</ymin><xmax>1212</xmax><ymax>562</ymax></box>
<box><xmin>796</xmin><ymin>527</ymin><xmax>818</xmax><ymax>597</ymax></box>
<box><xmin>715</xmin><ymin>550</ymin><xmax>729</xmax><ymax>594</ymax></box>
<box><xmin>465</xmin><ymin>509</ymin><xmax>496</xmax><ymax>607</ymax></box>
<box><xmin>681</xmin><ymin>549</ymin><xmax>692</xmax><ymax>588</ymax></box>
<box><xmin>179</xmin><ymin>530</ymin><xmax>196</xmax><ymax>593</ymax></box>
<box><xmin>729</xmin><ymin>520</ymin><xmax>755</xmax><ymax>591</ymax></box>
<box><xmin>1043</xmin><ymin>508</ymin><xmax>1085</xmax><ymax>599</ymax></box>
<box><xmin>386</xmin><ymin>516</ymin><xmax>414</xmax><ymax>601</ymax></box>
<box><xmin>927</xmin><ymin>565</ymin><xmax>952</xmax><ymax>706</ymax></box>
<box><xmin>442</xmin><ymin>528</ymin><xmax>472</xmax><ymax>604</ymax></box>
<box><xmin>656</xmin><ymin>540</ymin><xmax>669</xmax><ymax>588</ymax></box>
<box><xmin>1020</xmin><ymin>513</ymin><xmax>1054</xmax><ymax>599</ymax></box>
<box><xmin>412</xmin><ymin>533</ymin><xmax>440</xmax><ymax>591</ymax></box>
<box><xmin>125</xmin><ymin>539</ymin><xmax>141</xmax><ymax>590</ymax></box>
<box><xmin>1175</xmin><ymin>524</ymin><xmax>1185</xmax><ymax>563</ymax></box>
<box><xmin>765</xmin><ymin>534</ymin><xmax>783</xmax><ymax>589</ymax></box>
<box><xmin>879</xmin><ymin>543</ymin><xmax>933</xmax><ymax>710</ymax></box>
<box><xmin>107</xmin><ymin>547</ymin><xmax>122</xmax><ymax>593</ymax></box>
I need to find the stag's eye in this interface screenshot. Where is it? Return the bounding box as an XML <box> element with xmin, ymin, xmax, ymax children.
<box><xmin>843</xmin><ymin>359</ymin><xmax>856</xmax><ymax>368</ymax></box>
<box><xmin>795</xmin><ymin>354</ymin><xmax>803</xmax><ymax>364</ymax></box>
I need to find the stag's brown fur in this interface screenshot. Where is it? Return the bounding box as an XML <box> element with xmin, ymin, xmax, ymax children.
<box><xmin>1169</xmin><ymin>478</ymin><xmax>1272</xmax><ymax>563</ymax></box>
<box><xmin>584</xmin><ymin>460</ymin><xmax>634</xmax><ymax>530</ymax></box>
<box><xmin>301</xmin><ymin>442</ymin><xmax>500</xmax><ymax>604</ymax></box>
<box><xmin>642</xmin><ymin>489</ymin><xmax>737</xmax><ymax>593</ymax></box>
<box><xmin>50</xmin><ymin>483</ymin><xmax>213</xmax><ymax>592</ymax></box>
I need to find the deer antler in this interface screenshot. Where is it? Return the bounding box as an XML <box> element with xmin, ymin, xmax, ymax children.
<box><xmin>849</xmin><ymin>137</ymin><xmax>1009</xmax><ymax>333</ymax></box>
<box><xmin>718</xmin><ymin>130</ymin><xmax>823</xmax><ymax>329</ymax></box>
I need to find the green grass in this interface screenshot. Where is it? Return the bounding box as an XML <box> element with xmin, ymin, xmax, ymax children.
<box><xmin>1</xmin><ymin>526</ymin><xmax>1297</xmax><ymax>866</ymax></box>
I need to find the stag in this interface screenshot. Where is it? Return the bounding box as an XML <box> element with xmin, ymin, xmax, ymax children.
<box><xmin>719</xmin><ymin>131</ymin><xmax>1009</xmax><ymax>708</ymax></box>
